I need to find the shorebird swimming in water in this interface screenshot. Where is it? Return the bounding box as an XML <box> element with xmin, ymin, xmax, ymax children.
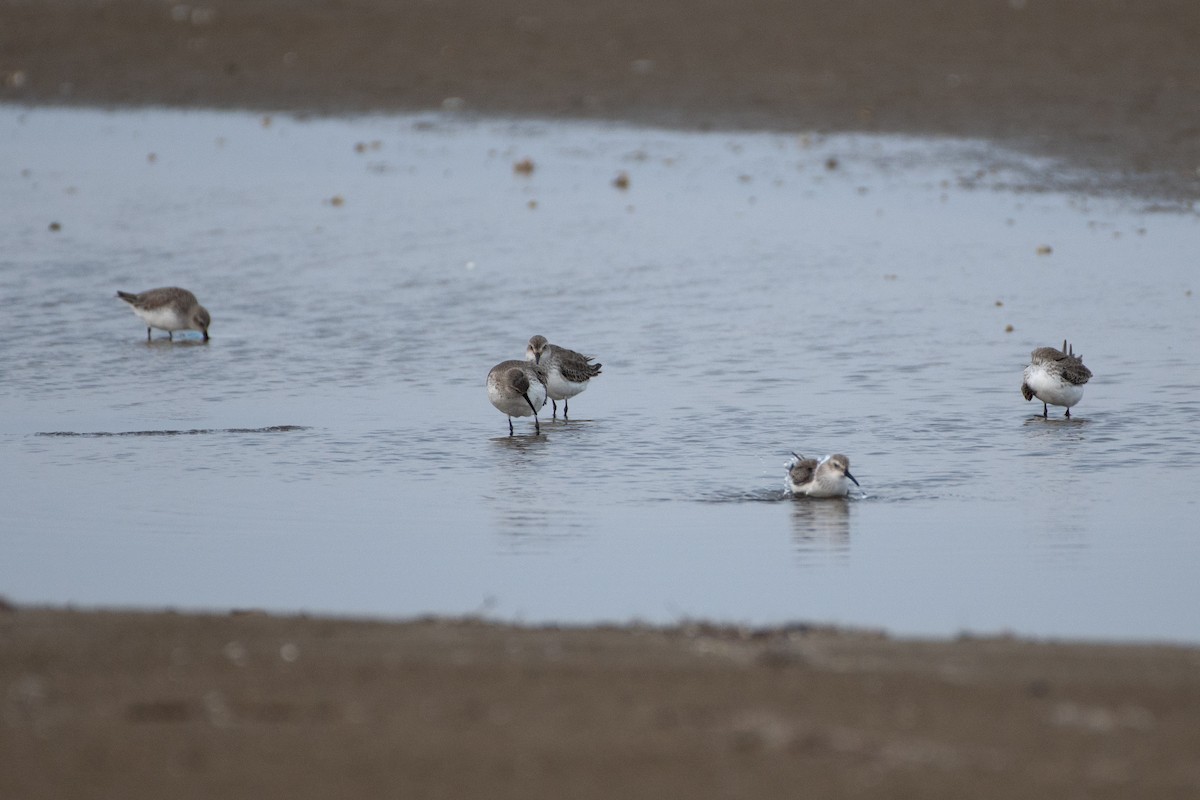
<box><xmin>116</xmin><ymin>287</ymin><xmax>210</xmax><ymax>341</ymax></box>
<box><xmin>786</xmin><ymin>453</ymin><xmax>860</xmax><ymax>498</ymax></box>
<box><xmin>1020</xmin><ymin>340</ymin><xmax>1092</xmax><ymax>418</ymax></box>
<box><xmin>486</xmin><ymin>359</ymin><xmax>548</xmax><ymax>435</ymax></box>
<box><xmin>525</xmin><ymin>335</ymin><xmax>602</xmax><ymax>419</ymax></box>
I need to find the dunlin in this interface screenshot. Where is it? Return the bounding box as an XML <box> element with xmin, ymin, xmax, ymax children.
<box><xmin>525</xmin><ymin>335</ymin><xmax>602</xmax><ymax>419</ymax></box>
<box><xmin>786</xmin><ymin>453</ymin><xmax>860</xmax><ymax>498</ymax></box>
<box><xmin>116</xmin><ymin>287</ymin><xmax>210</xmax><ymax>341</ymax></box>
<box><xmin>487</xmin><ymin>360</ymin><xmax>548</xmax><ymax>435</ymax></box>
<box><xmin>1021</xmin><ymin>340</ymin><xmax>1092</xmax><ymax>418</ymax></box>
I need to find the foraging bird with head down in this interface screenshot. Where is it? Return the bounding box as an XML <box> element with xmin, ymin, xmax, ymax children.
<box><xmin>116</xmin><ymin>287</ymin><xmax>210</xmax><ymax>341</ymax></box>
<box><xmin>486</xmin><ymin>359</ymin><xmax>548</xmax><ymax>435</ymax></box>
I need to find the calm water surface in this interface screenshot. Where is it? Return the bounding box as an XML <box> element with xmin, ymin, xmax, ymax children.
<box><xmin>2</xmin><ymin>106</ymin><xmax>1198</xmax><ymax>642</ymax></box>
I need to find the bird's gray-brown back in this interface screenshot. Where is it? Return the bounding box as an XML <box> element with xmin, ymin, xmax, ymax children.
<box><xmin>1029</xmin><ymin>341</ymin><xmax>1092</xmax><ymax>386</ymax></box>
<box><xmin>550</xmin><ymin>344</ymin><xmax>603</xmax><ymax>383</ymax></box>
<box><xmin>787</xmin><ymin>455</ymin><xmax>817</xmax><ymax>486</ymax></box>
<box><xmin>116</xmin><ymin>287</ymin><xmax>199</xmax><ymax>312</ymax></box>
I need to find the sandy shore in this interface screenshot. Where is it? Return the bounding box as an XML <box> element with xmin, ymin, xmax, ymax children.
<box><xmin>4</xmin><ymin>0</ymin><xmax>1200</xmax><ymax>795</ymax></box>
<box><xmin>3</xmin><ymin>0</ymin><xmax>1200</xmax><ymax>198</ymax></box>
<box><xmin>3</xmin><ymin>608</ymin><xmax>1200</xmax><ymax>799</ymax></box>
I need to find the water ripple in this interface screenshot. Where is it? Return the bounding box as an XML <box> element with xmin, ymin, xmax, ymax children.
<box><xmin>3</xmin><ymin>107</ymin><xmax>1200</xmax><ymax>640</ymax></box>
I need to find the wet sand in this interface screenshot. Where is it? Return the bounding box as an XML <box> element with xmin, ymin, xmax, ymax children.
<box><xmin>4</xmin><ymin>0</ymin><xmax>1200</xmax><ymax>795</ymax></box>
<box><xmin>3</xmin><ymin>608</ymin><xmax>1200</xmax><ymax>799</ymax></box>
<box><xmin>3</xmin><ymin>0</ymin><xmax>1200</xmax><ymax>197</ymax></box>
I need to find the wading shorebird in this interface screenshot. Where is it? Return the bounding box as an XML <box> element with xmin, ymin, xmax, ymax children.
<box><xmin>486</xmin><ymin>359</ymin><xmax>548</xmax><ymax>435</ymax></box>
<box><xmin>786</xmin><ymin>453</ymin><xmax>860</xmax><ymax>498</ymax></box>
<box><xmin>524</xmin><ymin>335</ymin><xmax>602</xmax><ymax>419</ymax></box>
<box><xmin>1021</xmin><ymin>340</ymin><xmax>1092</xmax><ymax>418</ymax></box>
<box><xmin>116</xmin><ymin>287</ymin><xmax>210</xmax><ymax>341</ymax></box>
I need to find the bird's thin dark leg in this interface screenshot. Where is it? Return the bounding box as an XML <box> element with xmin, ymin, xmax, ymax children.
<box><xmin>168</xmin><ymin>331</ymin><xmax>173</xmax><ymax>341</ymax></box>
<box><xmin>1042</xmin><ymin>403</ymin><xmax>1048</xmax><ymax>418</ymax></box>
<box><xmin>146</xmin><ymin>327</ymin><xmax>151</xmax><ymax>341</ymax></box>
<box><xmin>551</xmin><ymin>399</ymin><xmax>558</xmax><ymax>418</ymax></box>
<box><xmin>507</xmin><ymin>417</ymin><xmax>514</xmax><ymax>436</ymax></box>
<box><xmin>1065</xmin><ymin>408</ymin><xmax>1071</xmax><ymax>419</ymax></box>
<box><xmin>563</xmin><ymin>398</ymin><xmax>569</xmax><ymax>420</ymax></box>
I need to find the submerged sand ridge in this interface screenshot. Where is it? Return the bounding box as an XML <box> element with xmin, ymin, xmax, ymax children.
<box><xmin>3</xmin><ymin>0</ymin><xmax>1200</xmax><ymax>198</ymax></box>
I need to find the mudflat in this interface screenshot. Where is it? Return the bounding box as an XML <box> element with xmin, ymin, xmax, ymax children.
<box><xmin>3</xmin><ymin>0</ymin><xmax>1200</xmax><ymax>197</ymax></box>
<box><xmin>3</xmin><ymin>608</ymin><xmax>1200</xmax><ymax>799</ymax></box>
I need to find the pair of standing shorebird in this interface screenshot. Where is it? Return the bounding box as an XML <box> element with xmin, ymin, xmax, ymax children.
<box><xmin>486</xmin><ymin>336</ymin><xmax>603</xmax><ymax>435</ymax></box>
<box><xmin>784</xmin><ymin>340</ymin><xmax>1095</xmax><ymax>498</ymax></box>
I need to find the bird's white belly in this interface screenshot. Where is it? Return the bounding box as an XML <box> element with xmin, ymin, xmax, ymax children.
<box><xmin>133</xmin><ymin>306</ymin><xmax>188</xmax><ymax>331</ymax></box>
<box><xmin>790</xmin><ymin>477</ymin><xmax>848</xmax><ymax>498</ymax></box>
<box><xmin>546</xmin><ymin>370</ymin><xmax>587</xmax><ymax>401</ymax></box>
<box><xmin>810</xmin><ymin>478</ymin><xmax>848</xmax><ymax>498</ymax></box>
<box><xmin>1024</xmin><ymin>365</ymin><xmax>1085</xmax><ymax>407</ymax></box>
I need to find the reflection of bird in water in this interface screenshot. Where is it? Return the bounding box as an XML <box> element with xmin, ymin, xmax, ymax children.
<box><xmin>485</xmin><ymin>435</ymin><xmax>571</xmax><ymax>548</ymax></box>
<box><xmin>1020</xmin><ymin>339</ymin><xmax>1092</xmax><ymax>418</ymax></box>
<box><xmin>786</xmin><ymin>453</ymin><xmax>860</xmax><ymax>498</ymax></box>
<box><xmin>790</xmin><ymin>500</ymin><xmax>852</xmax><ymax>556</ymax></box>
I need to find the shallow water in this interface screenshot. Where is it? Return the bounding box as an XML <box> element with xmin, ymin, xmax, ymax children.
<box><xmin>2</xmin><ymin>106</ymin><xmax>1199</xmax><ymax>642</ymax></box>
